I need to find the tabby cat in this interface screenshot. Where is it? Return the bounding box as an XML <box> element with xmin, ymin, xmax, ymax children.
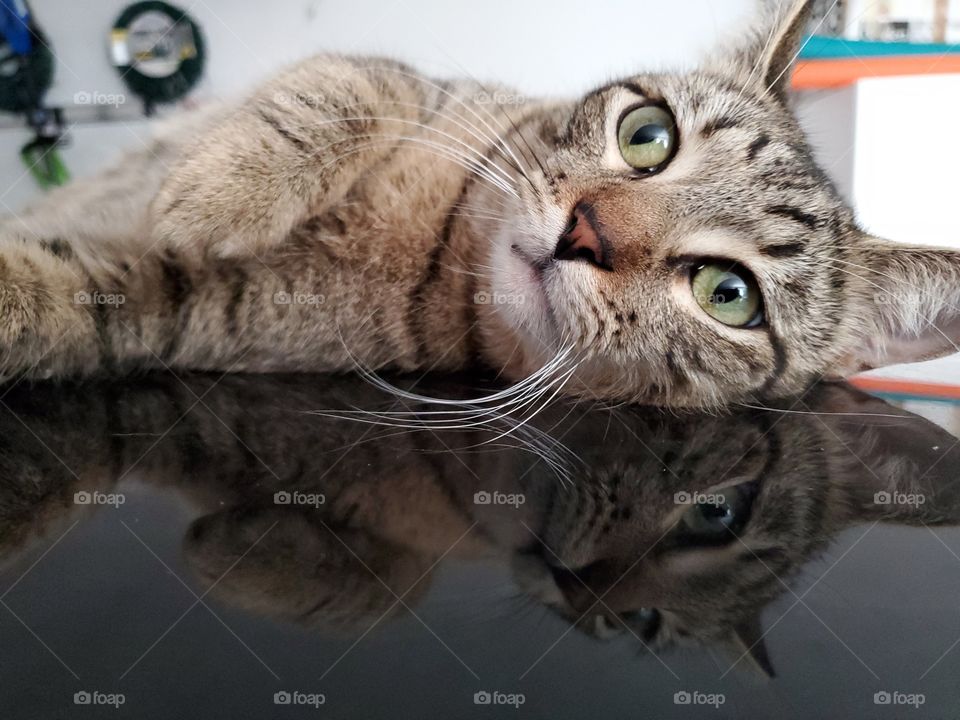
<box><xmin>2</xmin><ymin>375</ymin><xmax>957</xmax><ymax>673</ymax></box>
<box><xmin>0</xmin><ymin>0</ymin><xmax>956</xmax><ymax>406</ymax></box>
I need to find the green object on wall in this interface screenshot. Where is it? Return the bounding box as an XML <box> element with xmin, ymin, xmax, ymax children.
<box><xmin>21</xmin><ymin>138</ymin><xmax>70</xmax><ymax>189</ymax></box>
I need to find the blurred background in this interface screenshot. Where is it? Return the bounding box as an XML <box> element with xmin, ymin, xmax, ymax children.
<box><xmin>1</xmin><ymin>0</ymin><xmax>959</xmax><ymax>383</ymax></box>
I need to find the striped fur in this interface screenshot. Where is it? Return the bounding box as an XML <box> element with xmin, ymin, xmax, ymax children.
<box><xmin>1</xmin><ymin>376</ymin><xmax>957</xmax><ymax>663</ymax></box>
<box><xmin>0</xmin><ymin>2</ymin><xmax>958</xmax><ymax>407</ymax></box>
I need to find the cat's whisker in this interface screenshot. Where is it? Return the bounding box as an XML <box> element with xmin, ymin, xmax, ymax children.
<box><xmin>352</xmin><ymin>64</ymin><xmax>538</xmax><ymax>188</ymax></box>
<box><xmin>293</xmin><ymin>126</ymin><xmax>518</xmax><ymax>197</ymax></box>
<box><xmin>318</xmin><ymin>141</ymin><xmax>514</xmax><ymax>199</ymax></box>
<box><xmin>495</xmin><ymin>103</ymin><xmax>551</xmax><ymax>182</ymax></box>
<box><xmin>344</xmin><ymin>358</ymin><xmax>576</xmax><ymax>422</ymax></box>
<box><xmin>317</xmin><ymin>380</ymin><xmax>568</xmax><ymax>433</ymax></box>
<box><xmin>476</xmin><ymin>366</ymin><xmax>579</xmax><ymax>447</ymax></box>
<box><xmin>733</xmin><ymin>9</ymin><xmax>781</xmax><ymax>105</ymax></box>
<box><xmin>762</xmin><ymin>0</ymin><xmax>840</xmax><ymax>100</ymax></box>
<box><xmin>320</xmin><ymin>330</ymin><xmax>581</xmax><ymax>481</ymax></box>
<box><xmin>344</xmin><ymin>343</ymin><xmax>576</xmax><ymax>409</ymax></box>
<box><xmin>733</xmin><ymin>402</ymin><xmax>914</xmax><ymax>419</ymax></box>
<box><xmin>311</xmin><ymin>95</ymin><xmax>534</xmax><ymax>183</ymax></box>
<box><xmin>312</xmin><ymin>395</ymin><xmax>576</xmax><ymax>483</ymax></box>
<box><xmin>280</xmin><ymin>113</ymin><xmax>521</xmax><ymax>193</ymax></box>
<box><xmin>437</xmin><ymin>262</ymin><xmax>495</xmax><ymax>280</ymax></box>
<box><xmin>329</xmin><ymin>120</ymin><xmax>520</xmax><ymax>194</ymax></box>
<box><xmin>313</xmin><ymin>137</ymin><xmax>520</xmax><ymax>200</ymax></box>
<box><xmin>443</xmin><ymin>212</ymin><xmax>512</xmax><ymax>225</ymax></box>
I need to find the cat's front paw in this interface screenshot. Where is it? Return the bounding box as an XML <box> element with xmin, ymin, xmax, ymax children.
<box><xmin>151</xmin><ymin>122</ymin><xmax>306</xmax><ymax>259</ymax></box>
<box><xmin>0</xmin><ymin>239</ymin><xmax>100</xmax><ymax>379</ymax></box>
<box><xmin>152</xmin><ymin>179</ymin><xmax>269</xmax><ymax>259</ymax></box>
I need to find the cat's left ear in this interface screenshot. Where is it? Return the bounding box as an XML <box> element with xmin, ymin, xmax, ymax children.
<box><xmin>706</xmin><ymin>0</ymin><xmax>814</xmax><ymax>102</ymax></box>
<box><xmin>828</xmin><ymin>236</ymin><xmax>960</xmax><ymax>377</ymax></box>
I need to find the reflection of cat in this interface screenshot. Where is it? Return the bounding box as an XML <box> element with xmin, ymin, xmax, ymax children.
<box><xmin>1</xmin><ymin>375</ymin><xmax>958</xmax><ymax>675</ymax></box>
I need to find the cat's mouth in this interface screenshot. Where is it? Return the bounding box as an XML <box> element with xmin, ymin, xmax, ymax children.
<box><xmin>496</xmin><ymin>243</ymin><xmax>560</xmax><ymax>345</ymax></box>
<box><xmin>510</xmin><ymin>244</ymin><xmax>552</xmax><ymax>280</ymax></box>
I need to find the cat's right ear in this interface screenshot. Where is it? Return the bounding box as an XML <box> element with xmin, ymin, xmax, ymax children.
<box><xmin>826</xmin><ymin>236</ymin><xmax>960</xmax><ymax>377</ymax></box>
<box><xmin>704</xmin><ymin>0</ymin><xmax>814</xmax><ymax>102</ymax></box>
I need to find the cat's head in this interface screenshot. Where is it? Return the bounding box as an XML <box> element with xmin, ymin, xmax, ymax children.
<box><xmin>509</xmin><ymin>386</ymin><xmax>960</xmax><ymax>671</ymax></box>
<box><xmin>482</xmin><ymin>0</ymin><xmax>960</xmax><ymax>408</ymax></box>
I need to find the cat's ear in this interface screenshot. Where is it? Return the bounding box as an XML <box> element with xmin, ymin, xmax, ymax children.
<box><xmin>706</xmin><ymin>0</ymin><xmax>814</xmax><ymax>102</ymax></box>
<box><xmin>716</xmin><ymin>616</ymin><xmax>775</xmax><ymax>679</ymax></box>
<box><xmin>811</xmin><ymin>383</ymin><xmax>960</xmax><ymax>527</ymax></box>
<box><xmin>827</xmin><ymin>236</ymin><xmax>960</xmax><ymax>376</ymax></box>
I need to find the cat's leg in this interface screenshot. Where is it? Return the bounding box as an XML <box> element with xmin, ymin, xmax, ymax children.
<box><xmin>0</xmin><ymin>121</ymin><xmax>204</xmax><ymax>381</ymax></box>
<box><xmin>0</xmin><ymin>238</ymin><xmax>105</xmax><ymax>380</ymax></box>
<box><xmin>151</xmin><ymin>55</ymin><xmax>432</xmax><ymax>259</ymax></box>
<box><xmin>0</xmin><ymin>56</ymin><xmax>435</xmax><ymax>380</ymax></box>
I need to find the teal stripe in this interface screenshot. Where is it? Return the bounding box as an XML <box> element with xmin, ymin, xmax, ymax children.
<box><xmin>800</xmin><ymin>35</ymin><xmax>960</xmax><ymax>60</ymax></box>
<box><xmin>867</xmin><ymin>390</ymin><xmax>960</xmax><ymax>406</ymax></box>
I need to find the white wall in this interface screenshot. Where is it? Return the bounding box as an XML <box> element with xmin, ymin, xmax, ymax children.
<box><xmin>853</xmin><ymin>74</ymin><xmax>960</xmax><ymax>250</ymax></box>
<box><xmin>0</xmin><ymin>0</ymin><xmax>752</xmax><ymax>210</ymax></box>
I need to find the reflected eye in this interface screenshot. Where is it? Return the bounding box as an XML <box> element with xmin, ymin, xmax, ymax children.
<box><xmin>677</xmin><ymin>481</ymin><xmax>759</xmax><ymax>544</ymax></box>
<box><xmin>690</xmin><ymin>262</ymin><xmax>764</xmax><ymax>328</ymax></box>
<box><xmin>621</xmin><ymin>607</ymin><xmax>662</xmax><ymax>642</ymax></box>
<box><xmin>617</xmin><ymin>105</ymin><xmax>676</xmax><ymax>171</ymax></box>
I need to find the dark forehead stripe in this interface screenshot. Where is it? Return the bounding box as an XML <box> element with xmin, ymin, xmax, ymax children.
<box><xmin>701</xmin><ymin>115</ymin><xmax>741</xmax><ymax>138</ymax></box>
<box><xmin>747</xmin><ymin>134</ymin><xmax>770</xmax><ymax>161</ymax></box>
<box><xmin>759</xmin><ymin>242</ymin><xmax>805</xmax><ymax>258</ymax></box>
<box><xmin>765</xmin><ymin>204</ymin><xmax>823</xmax><ymax>231</ymax></box>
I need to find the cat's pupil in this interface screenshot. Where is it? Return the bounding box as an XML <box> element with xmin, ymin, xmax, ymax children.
<box><xmin>712</xmin><ymin>277</ymin><xmax>747</xmax><ymax>305</ymax></box>
<box><xmin>699</xmin><ymin>501</ymin><xmax>733</xmax><ymax>525</ymax></box>
<box><xmin>629</xmin><ymin>124</ymin><xmax>668</xmax><ymax>147</ymax></box>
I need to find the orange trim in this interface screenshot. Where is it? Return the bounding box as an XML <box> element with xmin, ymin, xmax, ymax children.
<box><xmin>850</xmin><ymin>376</ymin><xmax>960</xmax><ymax>400</ymax></box>
<box><xmin>793</xmin><ymin>55</ymin><xmax>960</xmax><ymax>89</ymax></box>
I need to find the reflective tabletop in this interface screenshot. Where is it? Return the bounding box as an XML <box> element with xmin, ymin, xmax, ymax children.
<box><xmin>2</xmin><ymin>374</ymin><xmax>959</xmax><ymax>718</ymax></box>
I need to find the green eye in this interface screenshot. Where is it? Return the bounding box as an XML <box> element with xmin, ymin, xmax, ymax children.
<box><xmin>677</xmin><ymin>481</ymin><xmax>759</xmax><ymax>545</ymax></box>
<box><xmin>690</xmin><ymin>263</ymin><xmax>764</xmax><ymax>328</ymax></box>
<box><xmin>617</xmin><ymin>105</ymin><xmax>676</xmax><ymax>170</ymax></box>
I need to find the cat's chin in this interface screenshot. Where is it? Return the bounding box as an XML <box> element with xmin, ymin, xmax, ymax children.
<box><xmin>491</xmin><ymin>244</ymin><xmax>557</xmax><ymax>336</ymax></box>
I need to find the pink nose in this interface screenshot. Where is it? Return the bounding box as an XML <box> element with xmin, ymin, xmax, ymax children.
<box><xmin>554</xmin><ymin>202</ymin><xmax>612</xmax><ymax>270</ymax></box>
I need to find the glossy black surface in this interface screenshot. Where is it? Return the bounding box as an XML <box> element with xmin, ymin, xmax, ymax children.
<box><xmin>2</xmin><ymin>374</ymin><xmax>960</xmax><ymax>718</ymax></box>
